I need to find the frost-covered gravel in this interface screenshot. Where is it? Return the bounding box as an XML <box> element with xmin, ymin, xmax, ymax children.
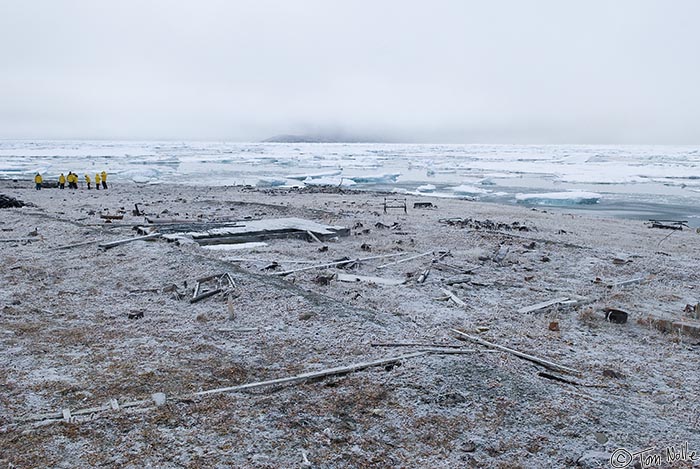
<box><xmin>1</xmin><ymin>180</ymin><xmax>699</xmax><ymax>468</ymax></box>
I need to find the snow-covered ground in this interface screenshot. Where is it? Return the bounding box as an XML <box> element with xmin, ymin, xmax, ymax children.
<box><xmin>1</xmin><ymin>180</ymin><xmax>699</xmax><ymax>468</ymax></box>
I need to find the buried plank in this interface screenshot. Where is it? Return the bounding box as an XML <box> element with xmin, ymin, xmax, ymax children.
<box><xmin>451</xmin><ymin>328</ymin><xmax>582</xmax><ymax>376</ymax></box>
<box><xmin>275</xmin><ymin>253</ymin><xmax>407</xmax><ymax>276</ymax></box>
<box><xmin>98</xmin><ymin>233</ymin><xmax>162</xmax><ymax>250</ymax></box>
<box><xmin>336</xmin><ymin>272</ymin><xmax>406</xmax><ymax>286</ymax></box>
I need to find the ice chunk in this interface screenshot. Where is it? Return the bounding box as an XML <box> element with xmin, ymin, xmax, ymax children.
<box><xmin>417</xmin><ymin>184</ymin><xmax>436</xmax><ymax>192</ymax></box>
<box><xmin>304</xmin><ymin>177</ymin><xmax>356</xmax><ymax>186</ymax></box>
<box><xmin>450</xmin><ymin>184</ymin><xmax>491</xmax><ymax>195</ymax></box>
<box><xmin>256</xmin><ymin>177</ymin><xmax>288</xmax><ymax>187</ymax></box>
<box><xmin>349</xmin><ymin>172</ymin><xmax>400</xmax><ymax>183</ymax></box>
<box><xmin>515</xmin><ymin>191</ymin><xmax>601</xmax><ymax>205</ymax></box>
<box><xmin>287</xmin><ymin>170</ymin><xmax>342</xmax><ymax>180</ymax></box>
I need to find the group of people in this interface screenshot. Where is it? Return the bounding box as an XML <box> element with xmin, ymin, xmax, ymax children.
<box><xmin>34</xmin><ymin>171</ymin><xmax>109</xmax><ymax>190</ymax></box>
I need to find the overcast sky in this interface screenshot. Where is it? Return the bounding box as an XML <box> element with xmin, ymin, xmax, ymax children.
<box><xmin>1</xmin><ymin>0</ymin><xmax>699</xmax><ymax>143</ymax></box>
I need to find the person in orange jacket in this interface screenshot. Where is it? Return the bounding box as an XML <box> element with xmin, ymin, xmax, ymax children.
<box><xmin>95</xmin><ymin>172</ymin><xmax>101</xmax><ymax>190</ymax></box>
<box><xmin>100</xmin><ymin>170</ymin><xmax>108</xmax><ymax>189</ymax></box>
<box><xmin>34</xmin><ymin>173</ymin><xmax>42</xmax><ymax>190</ymax></box>
<box><xmin>84</xmin><ymin>174</ymin><xmax>92</xmax><ymax>190</ymax></box>
<box><xmin>58</xmin><ymin>173</ymin><xmax>66</xmax><ymax>189</ymax></box>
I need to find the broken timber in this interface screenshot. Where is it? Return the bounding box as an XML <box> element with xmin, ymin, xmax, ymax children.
<box><xmin>98</xmin><ymin>233</ymin><xmax>162</xmax><ymax>250</ymax></box>
<box><xmin>451</xmin><ymin>329</ymin><xmax>582</xmax><ymax>376</ymax></box>
<box><xmin>439</xmin><ymin>287</ymin><xmax>466</xmax><ymax>306</ymax></box>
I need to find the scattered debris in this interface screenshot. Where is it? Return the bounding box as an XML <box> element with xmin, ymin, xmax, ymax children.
<box><xmin>439</xmin><ymin>217</ymin><xmax>530</xmax><ymax>232</ymax></box>
<box><xmin>492</xmin><ymin>245</ymin><xmax>510</xmax><ymax>264</ymax></box>
<box><xmin>602</xmin><ymin>369</ymin><xmax>624</xmax><ymax>379</ymax></box>
<box><xmin>100</xmin><ymin>213</ymin><xmax>124</xmax><ymax>221</ymax></box>
<box><xmin>383</xmin><ymin>197</ymin><xmax>407</xmax><ymax>214</ymax></box>
<box><xmin>603</xmin><ymin>308</ymin><xmax>628</xmax><ymax>324</ymax></box>
<box><xmin>648</xmin><ymin>219</ymin><xmax>688</xmax><ymax>230</ymax></box>
<box><xmin>684</xmin><ymin>303</ymin><xmax>700</xmax><ymax>319</ymax></box>
<box><xmin>127</xmin><ymin>311</ymin><xmax>144</xmax><ymax>320</ymax></box>
<box><xmin>413</xmin><ymin>202</ymin><xmax>434</xmax><ymax>209</ymax></box>
<box><xmin>0</xmin><ymin>194</ymin><xmax>27</xmax><ymax>208</ymax></box>
<box><xmin>190</xmin><ymin>273</ymin><xmax>236</xmax><ymax>304</ymax></box>
<box><xmin>313</xmin><ymin>274</ymin><xmax>336</xmax><ymax>286</ymax></box>
<box><xmin>416</xmin><ymin>269</ymin><xmax>430</xmax><ymax>284</ymax></box>
<box><xmin>439</xmin><ymin>287</ymin><xmax>466</xmax><ymax>306</ymax></box>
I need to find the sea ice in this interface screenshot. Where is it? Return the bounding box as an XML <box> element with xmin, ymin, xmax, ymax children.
<box><xmin>515</xmin><ymin>191</ymin><xmax>602</xmax><ymax>205</ymax></box>
<box><xmin>303</xmin><ymin>177</ymin><xmax>356</xmax><ymax>187</ymax></box>
<box><xmin>349</xmin><ymin>172</ymin><xmax>400</xmax><ymax>184</ymax></box>
<box><xmin>450</xmin><ymin>184</ymin><xmax>491</xmax><ymax>195</ymax></box>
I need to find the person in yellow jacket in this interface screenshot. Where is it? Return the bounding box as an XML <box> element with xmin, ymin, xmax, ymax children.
<box><xmin>95</xmin><ymin>172</ymin><xmax>101</xmax><ymax>190</ymax></box>
<box><xmin>34</xmin><ymin>173</ymin><xmax>42</xmax><ymax>190</ymax></box>
<box><xmin>58</xmin><ymin>173</ymin><xmax>66</xmax><ymax>189</ymax></box>
<box><xmin>100</xmin><ymin>170</ymin><xmax>108</xmax><ymax>189</ymax></box>
<box><xmin>84</xmin><ymin>174</ymin><xmax>92</xmax><ymax>190</ymax></box>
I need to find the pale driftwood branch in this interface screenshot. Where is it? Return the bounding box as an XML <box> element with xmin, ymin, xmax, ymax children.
<box><xmin>194</xmin><ymin>351</ymin><xmax>429</xmax><ymax>397</ymax></box>
<box><xmin>376</xmin><ymin>251</ymin><xmax>433</xmax><ymax>269</ymax></box>
<box><xmin>274</xmin><ymin>252</ymin><xmax>407</xmax><ymax>276</ymax></box>
<box><xmin>451</xmin><ymin>329</ymin><xmax>582</xmax><ymax>376</ymax></box>
<box><xmin>98</xmin><ymin>233</ymin><xmax>162</xmax><ymax>250</ymax></box>
<box><xmin>371</xmin><ymin>342</ymin><xmax>464</xmax><ymax>349</ymax></box>
<box><xmin>439</xmin><ymin>287</ymin><xmax>466</xmax><ymax>306</ymax></box>
<box><xmin>518</xmin><ymin>297</ymin><xmax>571</xmax><ymax>314</ymax></box>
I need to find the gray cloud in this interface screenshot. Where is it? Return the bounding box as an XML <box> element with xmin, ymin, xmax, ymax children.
<box><xmin>1</xmin><ymin>0</ymin><xmax>699</xmax><ymax>143</ymax></box>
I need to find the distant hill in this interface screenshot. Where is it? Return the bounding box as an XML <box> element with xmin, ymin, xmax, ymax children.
<box><xmin>262</xmin><ymin>133</ymin><xmax>388</xmax><ymax>143</ymax></box>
